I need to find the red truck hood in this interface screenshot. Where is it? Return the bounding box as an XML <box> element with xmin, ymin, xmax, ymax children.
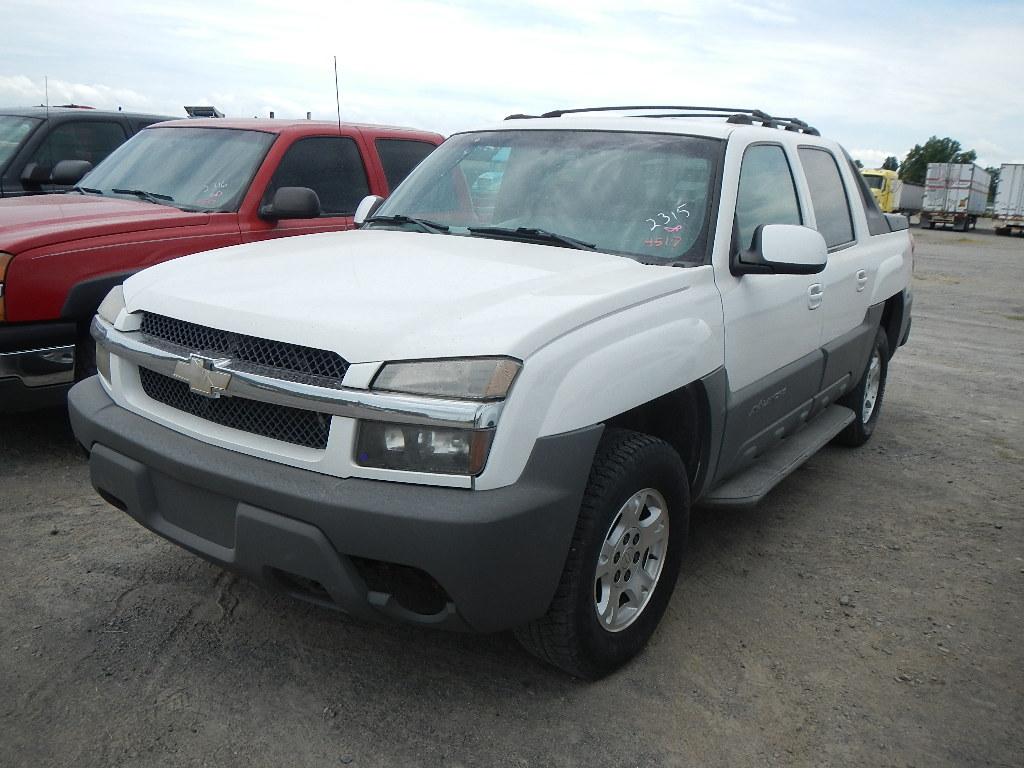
<box><xmin>0</xmin><ymin>193</ymin><xmax>212</xmax><ymax>253</ymax></box>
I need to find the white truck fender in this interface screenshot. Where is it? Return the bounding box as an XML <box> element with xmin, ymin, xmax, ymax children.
<box><xmin>475</xmin><ymin>268</ymin><xmax>724</xmax><ymax>491</ymax></box>
<box><xmin>870</xmin><ymin>250</ymin><xmax>911</xmax><ymax>305</ymax></box>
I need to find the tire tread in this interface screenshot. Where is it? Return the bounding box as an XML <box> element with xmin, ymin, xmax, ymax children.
<box><xmin>515</xmin><ymin>428</ymin><xmax>684</xmax><ymax>678</ymax></box>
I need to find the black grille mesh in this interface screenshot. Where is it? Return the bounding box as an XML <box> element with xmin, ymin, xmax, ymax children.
<box><xmin>140</xmin><ymin>312</ymin><xmax>348</xmax><ymax>382</ymax></box>
<box><xmin>139</xmin><ymin>368</ymin><xmax>331</xmax><ymax>449</ymax></box>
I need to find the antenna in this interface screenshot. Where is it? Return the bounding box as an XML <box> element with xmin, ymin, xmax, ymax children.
<box><xmin>333</xmin><ymin>56</ymin><xmax>342</xmax><ymax>134</ymax></box>
<box><xmin>44</xmin><ymin>75</ymin><xmax>49</xmax><ymax>118</ymax></box>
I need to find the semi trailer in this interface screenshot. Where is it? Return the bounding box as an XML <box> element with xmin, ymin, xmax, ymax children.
<box><xmin>920</xmin><ymin>162</ymin><xmax>991</xmax><ymax>231</ymax></box>
<box><xmin>994</xmin><ymin>163</ymin><xmax>1024</xmax><ymax>237</ymax></box>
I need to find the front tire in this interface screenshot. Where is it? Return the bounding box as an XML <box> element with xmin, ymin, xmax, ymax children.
<box><xmin>835</xmin><ymin>327</ymin><xmax>890</xmax><ymax>447</ymax></box>
<box><xmin>515</xmin><ymin>429</ymin><xmax>689</xmax><ymax>679</ymax></box>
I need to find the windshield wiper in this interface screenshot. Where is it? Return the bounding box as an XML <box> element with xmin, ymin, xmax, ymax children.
<box><xmin>366</xmin><ymin>214</ymin><xmax>449</xmax><ymax>233</ymax></box>
<box><xmin>467</xmin><ymin>226</ymin><xmax>595</xmax><ymax>251</ymax></box>
<box><xmin>73</xmin><ymin>185</ymin><xmax>104</xmax><ymax>195</ymax></box>
<box><xmin>112</xmin><ymin>188</ymin><xmax>175</xmax><ymax>205</ymax></box>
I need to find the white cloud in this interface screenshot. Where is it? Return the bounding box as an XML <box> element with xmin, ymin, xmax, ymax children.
<box><xmin>1</xmin><ymin>0</ymin><xmax>1021</xmax><ymax>159</ymax></box>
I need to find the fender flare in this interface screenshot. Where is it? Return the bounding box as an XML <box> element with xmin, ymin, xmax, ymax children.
<box><xmin>60</xmin><ymin>271</ymin><xmax>137</xmax><ymax>322</ymax></box>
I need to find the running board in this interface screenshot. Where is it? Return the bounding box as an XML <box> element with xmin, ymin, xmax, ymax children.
<box><xmin>700</xmin><ymin>405</ymin><xmax>856</xmax><ymax>508</ymax></box>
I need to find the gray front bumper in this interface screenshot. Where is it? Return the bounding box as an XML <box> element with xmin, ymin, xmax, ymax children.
<box><xmin>69</xmin><ymin>377</ymin><xmax>602</xmax><ymax>633</ymax></box>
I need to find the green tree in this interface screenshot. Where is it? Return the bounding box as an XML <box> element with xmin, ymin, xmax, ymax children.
<box><xmin>899</xmin><ymin>137</ymin><xmax>977</xmax><ymax>184</ymax></box>
<box><xmin>986</xmin><ymin>166</ymin><xmax>1000</xmax><ymax>205</ymax></box>
<box><xmin>882</xmin><ymin>156</ymin><xmax>899</xmax><ymax>171</ymax></box>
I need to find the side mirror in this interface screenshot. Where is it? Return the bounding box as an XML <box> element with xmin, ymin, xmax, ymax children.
<box><xmin>734</xmin><ymin>224</ymin><xmax>827</xmax><ymax>276</ymax></box>
<box><xmin>354</xmin><ymin>194</ymin><xmax>385</xmax><ymax>226</ymax></box>
<box><xmin>259</xmin><ymin>186</ymin><xmax>321</xmax><ymax>220</ymax></box>
<box><xmin>50</xmin><ymin>159</ymin><xmax>93</xmax><ymax>186</ymax></box>
<box><xmin>20</xmin><ymin>162</ymin><xmax>51</xmax><ymax>185</ymax></box>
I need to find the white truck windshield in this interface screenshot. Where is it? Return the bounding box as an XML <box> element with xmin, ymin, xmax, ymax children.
<box><xmin>376</xmin><ymin>129</ymin><xmax>722</xmax><ymax>264</ymax></box>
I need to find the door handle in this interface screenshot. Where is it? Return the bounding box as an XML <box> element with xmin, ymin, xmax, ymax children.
<box><xmin>856</xmin><ymin>269</ymin><xmax>868</xmax><ymax>292</ymax></box>
<box><xmin>808</xmin><ymin>283</ymin><xmax>823</xmax><ymax>310</ymax></box>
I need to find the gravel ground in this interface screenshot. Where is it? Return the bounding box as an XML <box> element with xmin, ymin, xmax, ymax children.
<box><xmin>1</xmin><ymin>224</ymin><xmax>1021</xmax><ymax>768</ymax></box>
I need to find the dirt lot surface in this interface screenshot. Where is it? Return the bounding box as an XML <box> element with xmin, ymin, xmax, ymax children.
<box><xmin>2</xmin><ymin>225</ymin><xmax>1022</xmax><ymax>768</ymax></box>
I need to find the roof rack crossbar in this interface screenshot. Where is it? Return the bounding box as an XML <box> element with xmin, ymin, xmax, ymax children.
<box><xmin>538</xmin><ymin>105</ymin><xmax>757</xmax><ymax>118</ymax></box>
<box><xmin>504</xmin><ymin>105</ymin><xmax>820</xmax><ymax>135</ymax></box>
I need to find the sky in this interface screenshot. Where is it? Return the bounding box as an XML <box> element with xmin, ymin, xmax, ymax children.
<box><xmin>2</xmin><ymin>0</ymin><xmax>1022</xmax><ymax>168</ymax></box>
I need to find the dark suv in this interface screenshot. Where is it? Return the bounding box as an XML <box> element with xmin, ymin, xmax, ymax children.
<box><xmin>0</xmin><ymin>106</ymin><xmax>175</xmax><ymax>198</ymax></box>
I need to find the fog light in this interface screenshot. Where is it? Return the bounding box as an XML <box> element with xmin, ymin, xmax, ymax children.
<box><xmin>96</xmin><ymin>342</ymin><xmax>111</xmax><ymax>383</ymax></box>
<box><xmin>356</xmin><ymin>421</ymin><xmax>493</xmax><ymax>476</ymax></box>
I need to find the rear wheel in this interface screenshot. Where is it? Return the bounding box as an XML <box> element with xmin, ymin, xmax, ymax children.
<box><xmin>835</xmin><ymin>327</ymin><xmax>889</xmax><ymax>447</ymax></box>
<box><xmin>515</xmin><ymin>429</ymin><xmax>689</xmax><ymax>679</ymax></box>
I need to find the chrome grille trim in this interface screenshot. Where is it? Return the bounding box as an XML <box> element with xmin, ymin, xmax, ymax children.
<box><xmin>93</xmin><ymin>316</ymin><xmax>505</xmax><ymax>430</ymax></box>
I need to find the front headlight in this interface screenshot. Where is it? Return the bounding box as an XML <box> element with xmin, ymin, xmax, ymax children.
<box><xmin>355</xmin><ymin>422</ymin><xmax>493</xmax><ymax>476</ymax></box>
<box><xmin>97</xmin><ymin>285</ymin><xmax>126</xmax><ymax>324</ymax></box>
<box><xmin>356</xmin><ymin>357</ymin><xmax>521</xmax><ymax>476</ymax></box>
<box><xmin>372</xmin><ymin>357</ymin><xmax>520</xmax><ymax>400</ymax></box>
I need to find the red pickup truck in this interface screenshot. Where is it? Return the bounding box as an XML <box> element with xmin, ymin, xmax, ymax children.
<box><xmin>0</xmin><ymin>118</ymin><xmax>443</xmax><ymax>411</ymax></box>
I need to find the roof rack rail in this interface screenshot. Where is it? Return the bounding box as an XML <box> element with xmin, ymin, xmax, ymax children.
<box><xmin>504</xmin><ymin>105</ymin><xmax>820</xmax><ymax>136</ymax></box>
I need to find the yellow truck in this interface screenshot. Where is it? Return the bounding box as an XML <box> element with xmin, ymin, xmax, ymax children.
<box><xmin>862</xmin><ymin>169</ymin><xmax>924</xmax><ymax>215</ymax></box>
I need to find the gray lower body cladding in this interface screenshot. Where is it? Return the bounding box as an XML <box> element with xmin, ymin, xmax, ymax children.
<box><xmin>68</xmin><ymin>377</ymin><xmax>602</xmax><ymax>633</ymax></box>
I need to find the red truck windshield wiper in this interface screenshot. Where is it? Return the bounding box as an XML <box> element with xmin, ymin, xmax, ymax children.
<box><xmin>112</xmin><ymin>188</ymin><xmax>175</xmax><ymax>206</ymax></box>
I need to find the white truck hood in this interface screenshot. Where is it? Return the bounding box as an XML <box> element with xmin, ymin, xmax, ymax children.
<box><xmin>123</xmin><ymin>229</ymin><xmax>691</xmax><ymax>363</ymax></box>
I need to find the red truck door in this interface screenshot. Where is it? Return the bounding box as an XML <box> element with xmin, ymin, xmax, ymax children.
<box><xmin>240</xmin><ymin>133</ymin><xmax>372</xmax><ymax>242</ymax></box>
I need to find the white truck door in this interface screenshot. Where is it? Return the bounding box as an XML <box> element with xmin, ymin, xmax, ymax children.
<box><xmin>796</xmin><ymin>146</ymin><xmax>870</xmax><ymax>345</ymax></box>
<box><xmin>715</xmin><ymin>142</ymin><xmax>823</xmax><ymax>392</ymax></box>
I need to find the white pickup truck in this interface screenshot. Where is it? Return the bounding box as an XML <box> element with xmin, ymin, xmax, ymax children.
<box><xmin>69</xmin><ymin>106</ymin><xmax>913</xmax><ymax>679</ymax></box>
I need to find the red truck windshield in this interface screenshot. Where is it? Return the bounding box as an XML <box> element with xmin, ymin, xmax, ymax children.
<box><xmin>80</xmin><ymin>126</ymin><xmax>276</xmax><ymax>212</ymax></box>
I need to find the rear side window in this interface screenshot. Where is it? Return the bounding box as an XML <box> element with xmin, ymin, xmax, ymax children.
<box><xmin>264</xmin><ymin>136</ymin><xmax>370</xmax><ymax>215</ymax></box>
<box><xmin>375</xmin><ymin>138</ymin><xmax>436</xmax><ymax>191</ymax></box>
<box><xmin>798</xmin><ymin>147</ymin><xmax>855</xmax><ymax>248</ymax></box>
<box><xmin>30</xmin><ymin>120</ymin><xmax>128</xmax><ymax>169</ymax></box>
<box><xmin>735</xmin><ymin>144</ymin><xmax>802</xmax><ymax>251</ymax></box>
<box><xmin>844</xmin><ymin>151</ymin><xmax>890</xmax><ymax>236</ymax></box>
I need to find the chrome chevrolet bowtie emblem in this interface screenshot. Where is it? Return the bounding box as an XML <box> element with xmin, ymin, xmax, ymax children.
<box><xmin>172</xmin><ymin>354</ymin><xmax>232</xmax><ymax>398</ymax></box>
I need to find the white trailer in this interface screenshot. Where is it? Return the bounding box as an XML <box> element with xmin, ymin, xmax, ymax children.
<box><xmin>893</xmin><ymin>179</ymin><xmax>925</xmax><ymax>212</ymax></box>
<box><xmin>921</xmin><ymin>162</ymin><xmax>991</xmax><ymax>231</ymax></box>
<box><xmin>994</xmin><ymin>163</ymin><xmax>1024</xmax><ymax>237</ymax></box>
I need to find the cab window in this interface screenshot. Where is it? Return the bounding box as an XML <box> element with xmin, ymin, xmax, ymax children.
<box><xmin>264</xmin><ymin>136</ymin><xmax>370</xmax><ymax>216</ymax></box>
<box><xmin>30</xmin><ymin>120</ymin><xmax>127</xmax><ymax>170</ymax></box>
<box><xmin>734</xmin><ymin>144</ymin><xmax>802</xmax><ymax>251</ymax></box>
<box><xmin>798</xmin><ymin>147</ymin><xmax>855</xmax><ymax>248</ymax></box>
<box><xmin>375</xmin><ymin>138</ymin><xmax>436</xmax><ymax>192</ymax></box>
